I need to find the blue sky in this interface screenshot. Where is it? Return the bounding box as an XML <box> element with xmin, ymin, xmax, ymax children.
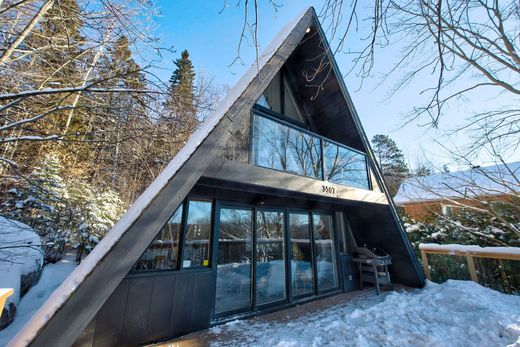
<box><xmin>150</xmin><ymin>1</ymin><xmax>519</xmax><ymax>170</ymax></box>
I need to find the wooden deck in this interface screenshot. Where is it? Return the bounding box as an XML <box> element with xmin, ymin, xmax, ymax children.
<box><xmin>150</xmin><ymin>288</ymin><xmax>381</xmax><ymax>347</ymax></box>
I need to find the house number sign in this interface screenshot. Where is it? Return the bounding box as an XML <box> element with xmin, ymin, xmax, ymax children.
<box><xmin>321</xmin><ymin>184</ymin><xmax>336</xmax><ymax>196</ymax></box>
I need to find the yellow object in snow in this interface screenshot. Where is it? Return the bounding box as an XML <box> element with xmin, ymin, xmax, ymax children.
<box><xmin>0</xmin><ymin>288</ymin><xmax>14</xmax><ymax>317</ymax></box>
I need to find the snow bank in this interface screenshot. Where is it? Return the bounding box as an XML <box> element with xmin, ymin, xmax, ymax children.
<box><xmin>420</xmin><ymin>243</ymin><xmax>520</xmax><ymax>256</ymax></box>
<box><xmin>0</xmin><ymin>216</ymin><xmax>43</xmax><ymax>305</ymax></box>
<box><xmin>0</xmin><ymin>250</ymin><xmax>77</xmax><ymax>346</ymax></box>
<box><xmin>210</xmin><ymin>280</ymin><xmax>520</xmax><ymax>347</ymax></box>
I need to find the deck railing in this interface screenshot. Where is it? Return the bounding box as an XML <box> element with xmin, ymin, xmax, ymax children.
<box><xmin>419</xmin><ymin>243</ymin><xmax>520</xmax><ymax>295</ymax></box>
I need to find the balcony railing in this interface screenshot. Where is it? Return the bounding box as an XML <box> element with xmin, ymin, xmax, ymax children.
<box><xmin>251</xmin><ymin>111</ymin><xmax>370</xmax><ymax>190</ymax></box>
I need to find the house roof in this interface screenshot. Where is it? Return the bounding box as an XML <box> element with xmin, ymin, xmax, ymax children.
<box><xmin>394</xmin><ymin>161</ymin><xmax>520</xmax><ymax>205</ymax></box>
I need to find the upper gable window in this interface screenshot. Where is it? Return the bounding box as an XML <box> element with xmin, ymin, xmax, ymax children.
<box><xmin>256</xmin><ymin>70</ymin><xmax>305</xmax><ymax>125</ymax></box>
<box><xmin>257</xmin><ymin>72</ymin><xmax>282</xmax><ymax>113</ymax></box>
<box><xmin>283</xmin><ymin>77</ymin><xmax>304</xmax><ymax>123</ymax></box>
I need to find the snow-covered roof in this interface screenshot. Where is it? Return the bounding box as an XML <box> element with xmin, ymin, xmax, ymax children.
<box><xmin>394</xmin><ymin>161</ymin><xmax>520</xmax><ymax>205</ymax></box>
<box><xmin>9</xmin><ymin>8</ymin><xmax>315</xmax><ymax>347</ymax></box>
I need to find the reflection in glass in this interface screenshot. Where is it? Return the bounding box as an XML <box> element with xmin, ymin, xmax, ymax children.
<box><xmin>313</xmin><ymin>214</ymin><xmax>338</xmax><ymax>291</ymax></box>
<box><xmin>256</xmin><ymin>210</ymin><xmax>286</xmax><ymax>305</ymax></box>
<box><xmin>182</xmin><ymin>200</ymin><xmax>212</xmax><ymax>268</ymax></box>
<box><xmin>289</xmin><ymin>213</ymin><xmax>314</xmax><ymax>297</ymax></box>
<box><xmin>323</xmin><ymin>140</ymin><xmax>369</xmax><ymax>189</ymax></box>
<box><xmin>257</xmin><ymin>72</ymin><xmax>281</xmax><ymax>113</ymax></box>
<box><xmin>283</xmin><ymin>77</ymin><xmax>305</xmax><ymax>123</ymax></box>
<box><xmin>215</xmin><ymin>208</ymin><xmax>253</xmax><ymax>314</ymax></box>
<box><xmin>252</xmin><ymin>115</ymin><xmax>321</xmax><ymax>179</ymax></box>
<box><xmin>133</xmin><ymin>205</ymin><xmax>183</xmax><ymax>271</ymax></box>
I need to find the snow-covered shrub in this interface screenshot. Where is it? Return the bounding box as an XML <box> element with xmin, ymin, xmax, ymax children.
<box><xmin>0</xmin><ymin>154</ymin><xmax>126</xmax><ymax>260</ymax></box>
<box><xmin>0</xmin><ymin>216</ymin><xmax>43</xmax><ymax>329</ymax></box>
<box><xmin>403</xmin><ymin>205</ymin><xmax>519</xmax><ymax>249</ymax></box>
<box><xmin>65</xmin><ymin>179</ymin><xmax>126</xmax><ymax>251</ymax></box>
<box><xmin>403</xmin><ymin>209</ymin><xmax>520</xmax><ymax>293</ymax></box>
<box><xmin>2</xmin><ymin>155</ymin><xmax>67</xmax><ymax>244</ymax></box>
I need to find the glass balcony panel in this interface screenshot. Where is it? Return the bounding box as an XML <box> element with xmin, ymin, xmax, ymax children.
<box><xmin>253</xmin><ymin>115</ymin><xmax>321</xmax><ymax>179</ymax></box>
<box><xmin>323</xmin><ymin>140</ymin><xmax>369</xmax><ymax>189</ymax></box>
<box><xmin>252</xmin><ymin>113</ymin><xmax>369</xmax><ymax>190</ymax></box>
<box><xmin>286</xmin><ymin>128</ymin><xmax>322</xmax><ymax>179</ymax></box>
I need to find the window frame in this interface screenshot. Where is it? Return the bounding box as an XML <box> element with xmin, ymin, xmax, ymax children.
<box><xmin>181</xmin><ymin>198</ymin><xmax>215</xmax><ymax>270</ymax></box>
<box><xmin>254</xmin><ymin>67</ymin><xmax>309</xmax><ymax>128</ymax></box>
<box><xmin>213</xmin><ymin>203</ymin><xmax>255</xmax><ymax>318</ymax></box>
<box><xmin>129</xmin><ymin>198</ymin><xmax>215</xmax><ymax>275</ymax></box>
<box><xmin>310</xmin><ymin>211</ymin><xmax>340</xmax><ymax>294</ymax></box>
<box><xmin>129</xmin><ymin>203</ymin><xmax>186</xmax><ymax>274</ymax></box>
<box><xmin>287</xmin><ymin>209</ymin><xmax>316</xmax><ymax>300</ymax></box>
<box><xmin>254</xmin><ymin>207</ymin><xmax>289</xmax><ymax>309</ymax></box>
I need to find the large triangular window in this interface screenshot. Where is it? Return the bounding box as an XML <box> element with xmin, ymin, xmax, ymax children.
<box><xmin>256</xmin><ymin>71</ymin><xmax>305</xmax><ymax>124</ymax></box>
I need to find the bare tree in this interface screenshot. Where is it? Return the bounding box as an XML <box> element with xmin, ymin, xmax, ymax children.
<box><xmin>229</xmin><ymin>1</ymin><xmax>518</xmax><ymax>144</ymax></box>
<box><xmin>0</xmin><ymin>0</ymin><xmax>168</xmax><ymax>176</ymax></box>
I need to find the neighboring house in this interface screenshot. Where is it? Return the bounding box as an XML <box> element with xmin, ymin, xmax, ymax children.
<box><xmin>394</xmin><ymin>162</ymin><xmax>520</xmax><ymax>221</ymax></box>
<box><xmin>11</xmin><ymin>8</ymin><xmax>424</xmax><ymax>347</ymax></box>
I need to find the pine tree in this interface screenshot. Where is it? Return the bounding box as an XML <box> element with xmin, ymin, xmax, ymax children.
<box><xmin>150</xmin><ymin>50</ymin><xmax>199</xmax><ymax>180</ymax></box>
<box><xmin>164</xmin><ymin>50</ymin><xmax>198</xmax><ymax>141</ymax></box>
<box><xmin>371</xmin><ymin>134</ymin><xmax>410</xmax><ymax>196</ymax></box>
<box><xmin>414</xmin><ymin>164</ymin><xmax>433</xmax><ymax>177</ymax></box>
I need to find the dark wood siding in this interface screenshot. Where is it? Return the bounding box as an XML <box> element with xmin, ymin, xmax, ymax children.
<box><xmin>77</xmin><ymin>271</ymin><xmax>214</xmax><ymax>347</ymax></box>
<box><xmin>284</xmin><ymin>30</ymin><xmax>365</xmax><ymax>152</ymax></box>
<box><xmin>347</xmin><ymin>204</ymin><xmax>424</xmax><ymax>287</ymax></box>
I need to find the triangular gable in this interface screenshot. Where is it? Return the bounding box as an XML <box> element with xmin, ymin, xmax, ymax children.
<box><xmin>11</xmin><ymin>8</ymin><xmax>423</xmax><ymax>346</ymax></box>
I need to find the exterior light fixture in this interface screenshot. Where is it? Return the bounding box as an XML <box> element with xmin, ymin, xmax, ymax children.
<box><xmin>306</xmin><ymin>27</ymin><xmax>311</xmax><ymax>33</ymax></box>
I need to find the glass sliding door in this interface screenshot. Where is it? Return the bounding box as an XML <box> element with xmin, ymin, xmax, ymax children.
<box><xmin>255</xmin><ymin>210</ymin><xmax>286</xmax><ymax>305</ymax></box>
<box><xmin>289</xmin><ymin>213</ymin><xmax>314</xmax><ymax>297</ymax></box>
<box><xmin>312</xmin><ymin>214</ymin><xmax>338</xmax><ymax>291</ymax></box>
<box><xmin>215</xmin><ymin>207</ymin><xmax>253</xmax><ymax>315</ymax></box>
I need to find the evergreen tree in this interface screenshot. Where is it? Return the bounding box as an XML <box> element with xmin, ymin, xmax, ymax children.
<box><xmin>371</xmin><ymin>134</ymin><xmax>409</xmax><ymax>196</ymax></box>
<box><xmin>1</xmin><ymin>154</ymin><xmax>126</xmax><ymax>259</ymax></box>
<box><xmin>414</xmin><ymin>164</ymin><xmax>433</xmax><ymax>177</ymax></box>
<box><xmin>151</xmin><ymin>49</ymin><xmax>199</xmax><ymax>179</ymax></box>
<box><xmin>164</xmin><ymin>50</ymin><xmax>198</xmax><ymax>141</ymax></box>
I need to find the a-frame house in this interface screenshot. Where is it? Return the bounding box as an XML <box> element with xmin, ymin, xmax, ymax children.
<box><xmin>10</xmin><ymin>7</ymin><xmax>424</xmax><ymax>347</ymax></box>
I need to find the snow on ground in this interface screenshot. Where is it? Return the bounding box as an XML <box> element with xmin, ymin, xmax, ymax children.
<box><xmin>0</xmin><ymin>216</ymin><xmax>43</xmax><ymax>305</ymax></box>
<box><xmin>0</xmin><ymin>249</ymin><xmax>77</xmax><ymax>346</ymax></box>
<box><xmin>210</xmin><ymin>280</ymin><xmax>520</xmax><ymax>347</ymax></box>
